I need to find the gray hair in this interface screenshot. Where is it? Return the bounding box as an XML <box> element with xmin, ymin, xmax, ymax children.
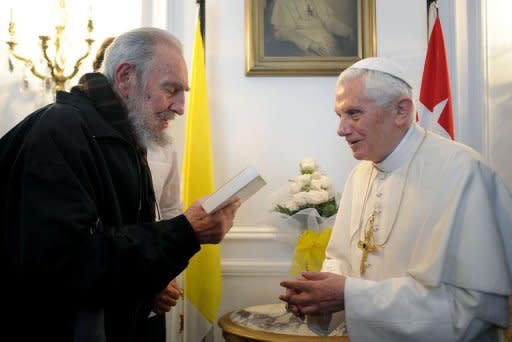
<box><xmin>336</xmin><ymin>68</ymin><xmax>416</xmax><ymax>118</ymax></box>
<box><xmin>103</xmin><ymin>27</ymin><xmax>183</xmax><ymax>88</ymax></box>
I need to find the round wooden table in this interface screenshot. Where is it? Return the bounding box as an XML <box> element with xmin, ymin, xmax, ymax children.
<box><xmin>218</xmin><ymin>304</ymin><xmax>348</xmax><ymax>342</ymax></box>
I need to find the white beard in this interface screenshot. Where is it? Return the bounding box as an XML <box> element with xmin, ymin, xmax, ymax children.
<box><xmin>125</xmin><ymin>93</ymin><xmax>174</xmax><ymax>148</ymax></box>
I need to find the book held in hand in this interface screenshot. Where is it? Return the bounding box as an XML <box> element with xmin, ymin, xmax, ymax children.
<box><xmin>202</xmin><ymin>167</ymin><xmax>266</xmax><ymax>214</ymax></box>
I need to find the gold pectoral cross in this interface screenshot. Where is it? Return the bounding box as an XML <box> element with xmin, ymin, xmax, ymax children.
<box><xmin>357</xmin><ymin>214</ymin><xmax>377</xmax><ymax>275</ymax></box>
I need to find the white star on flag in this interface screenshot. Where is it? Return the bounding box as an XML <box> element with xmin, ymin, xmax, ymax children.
<box><xmin>418</xmin><ymin>98</ymin><xmax>451</xmax><ymax>139</ymax></box>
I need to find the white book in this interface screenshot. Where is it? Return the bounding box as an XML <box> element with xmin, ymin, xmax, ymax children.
<box><xmin>202</xmin><ymin>167</ymin><xmax>266</xmax><ymax>214</ymax></box>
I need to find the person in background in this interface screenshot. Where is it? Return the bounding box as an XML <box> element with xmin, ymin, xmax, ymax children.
<box><xmin>93</xmin><ymin>36</ymin><xmax>185</xmax><ymax>342</ymax></box>
<box><xmin>0</xmin><ymin>27</ymin><xmax>241</xmax><ymax>342</ymax></box>
<box><xmin>269</xmin><ymin>0</ymin><xmax>354</xmax><ymax>56</ymax></box>
<box><xmin>146</xmin><ymin>140</ymin><xmax>184</xmax><ymax>342</ymax></box>
<box><xmin>92</xmin><ymin>36</ymin><xmax>115</xmax><ymax>72</ymax></box>
<box><xmin>279</xmin><ymin>57</ymin><xmax>512</xmax><ymax>341</ymax></box>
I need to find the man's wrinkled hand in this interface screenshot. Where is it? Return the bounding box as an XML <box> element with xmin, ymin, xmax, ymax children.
<box><xmin>184</xmin><ymin>197</ymin><xmax>241</xmax><ymax>244</ymax></box>
<box><xmin>279</xmin><ymin>272</ymin><xmax>346</xmax><ymax>316</ymax></box>
<box><xmin>153</xmin><ymin>278</ymin><xmax>183</xmax><ymax>315</ymax></box>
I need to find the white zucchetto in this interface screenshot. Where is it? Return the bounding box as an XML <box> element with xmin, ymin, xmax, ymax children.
<box><xmin>349</xmin><ymin>57</ymin><xmax>413</xmax><ymax>88</ymax></box>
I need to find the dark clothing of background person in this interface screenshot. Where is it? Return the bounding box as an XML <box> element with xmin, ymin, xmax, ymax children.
<box><xmin>0</xmin><ymin>74</ymin><xmax>200</xmax><ymax>341</ymax></box>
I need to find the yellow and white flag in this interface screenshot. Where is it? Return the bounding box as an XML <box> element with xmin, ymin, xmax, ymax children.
<box><xmin>180</xmin><ymin>11</ymin><xmax>221</xmax><ymax>342</ymax></box>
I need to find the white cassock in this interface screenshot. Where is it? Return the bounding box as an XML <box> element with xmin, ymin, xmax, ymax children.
<box><xmin>313</xmin><ymin>123</ymin><xmax>512</xmax><ymax>341</ymax></box>
<box><xmin>147</xmin><ymin>143</ymin><xmax>184</xmax><ymax>342</ymax></box>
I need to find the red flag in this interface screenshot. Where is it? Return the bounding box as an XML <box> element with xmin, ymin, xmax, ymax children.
<box><xmin>418</xmin><ymin>9</ymin><xmax>455</xmax><ymax>140</ymax></box>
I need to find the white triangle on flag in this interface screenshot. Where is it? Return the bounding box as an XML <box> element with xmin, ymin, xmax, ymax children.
<box><xmin>418</xmin><ymin>99</ymin><xmax>451</xmax><ymax>139</ymax></box>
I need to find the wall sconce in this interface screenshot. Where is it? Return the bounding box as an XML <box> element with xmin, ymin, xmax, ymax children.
<box><xmin>6</xmin><ymin>0</ymin><xmax>95</xmax><ymax>93</ymax></box>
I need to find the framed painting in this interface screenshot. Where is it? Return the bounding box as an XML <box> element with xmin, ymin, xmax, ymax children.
<box><xmin>245</xmin><ymin>0</ymin><xmax>376</xmax><ymax>76</ymax></box>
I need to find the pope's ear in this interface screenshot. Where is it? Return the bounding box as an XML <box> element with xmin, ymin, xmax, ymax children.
<box><xmin>395</xmin><ymin>97</ymin><xmax>414</xmax><ymax>126</ymax></box>
<box><xmin>114</xmin><ymin>62</ymin><xmax>135</xmax><ymax>97</ymax></box>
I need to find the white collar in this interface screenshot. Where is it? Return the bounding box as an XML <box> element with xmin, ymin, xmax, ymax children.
<box><xmin>374</xmin><ymin>124</ymin><xmax>424</xmax><ymax>173</ymax></box>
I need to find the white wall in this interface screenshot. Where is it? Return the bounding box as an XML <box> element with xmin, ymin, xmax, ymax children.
<box><xmin>439</xmin><ymin>0</ymin><xmax>512</xmax><ymax>188</ymax></box>
<box><xmin>485</xmin><ymin>0</ymin><xmax>512</xmax><ymax>190</ymax></box>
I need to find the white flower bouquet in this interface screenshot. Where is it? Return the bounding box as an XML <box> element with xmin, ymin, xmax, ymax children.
<box><xmin>274</xmin><ymin>158</ymin><xmax>337</xmax><ymax>218</ymax></box>
<box><xmin>262</xmin><ymin>158</ymin><xmax>340</xmax><ymax>277</ymax></box>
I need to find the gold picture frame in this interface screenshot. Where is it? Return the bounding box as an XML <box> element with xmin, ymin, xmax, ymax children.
<box><xmin>245</xmin><ymin>0</ymin><xmax>376</xmax><ymax>76</ymax></box>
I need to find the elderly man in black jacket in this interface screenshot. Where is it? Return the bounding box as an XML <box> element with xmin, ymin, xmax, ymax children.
<box><xmin>0</xmin><ymin>27</ymin><xmax>240</xmax><ymax>341</ymax></box>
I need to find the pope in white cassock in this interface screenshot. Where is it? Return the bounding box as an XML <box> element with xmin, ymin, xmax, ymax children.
<box><xmin>279</xmin><ymin>57</ymin><xmax>512</xmax><ymax>341</ymax></box>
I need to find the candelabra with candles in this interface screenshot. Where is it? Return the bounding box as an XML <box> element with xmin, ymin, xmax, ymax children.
<box><xmin>6</xmin><ymin>0</ymin><xmax>95</xmax><ymax>93</ymax></box>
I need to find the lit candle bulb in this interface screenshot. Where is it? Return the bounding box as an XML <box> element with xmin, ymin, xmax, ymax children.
<box><xmin>58</xmin><ymin>0</ymin><xmax>67</xmax><ymax>27</ymax></box>
<box><xmin>9</xmin><ymin>8</ymin><xmax>13</xmax><ymax>23</ymax></box>
<box><xmin>86</xmin><ymin>4</ymin><xmax>94</xmax><ymax>38</ymax></box>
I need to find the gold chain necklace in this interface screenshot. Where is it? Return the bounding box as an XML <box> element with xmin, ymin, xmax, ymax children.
<box><xmin>357</xmin><ymin>128</ymin><xmax>428</xmax><ymax>275</ymax></box>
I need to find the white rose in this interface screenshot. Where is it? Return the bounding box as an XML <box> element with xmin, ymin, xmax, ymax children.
<box><xmin>311</xmin><ymin>171</ymin><xmax>322</xmax><ymax>180</ymax></box>
<box><xmin>292</xmin><ymin>191</ymin><xmax>308</xmax><ymax>206</ymax></box>
<box><xmin>327</xmin><ymin>186</ymin><xmax>335</xmax><ymax>198</ymax></box>
<box><xmin>320</xmin><ymin>176</ymin><xmax>335</xmax><ymax>197</ymax></box>
<box><xmin>306</xmin><ymin>190</ymin><xmax>329</xmax><ymax>205</ymax></box>
<box><xmin>284</xmin><ymin>200</ymin><xmax>299</xmax><ymax>212</ymax></box>
<box><xmin>310</xmin><ymin>179</ymin><xmax>323</xmax><ymax>190</ymax></box>
<box><xmin>300</xmin><ymin>158</ymin><xmax>318</xmax><ymax>174</ymax></box>
<box><xmin>319</xmin><ymin>176</ymin><xmax>333</xmax><ymax>190</ymax></box>
<box><xmin>288</xmin><ymin>181</ymin><xmax>302</xmax><ymax>194</ymax></box>
<box><xmin>296</xmin><ymin>174</ymin><xmax>312</xmax><ymax>188</ymax></box>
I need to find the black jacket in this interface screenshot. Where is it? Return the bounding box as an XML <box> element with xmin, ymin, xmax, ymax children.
<box><xmin>0</xmin><ymin>89</ymin><xmax>200</xmax><ymax>341</ymax></box>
